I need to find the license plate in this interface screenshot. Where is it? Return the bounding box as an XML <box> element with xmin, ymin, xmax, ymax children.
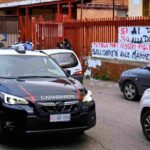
<box><xmin>50</xmin><ymin>114</ymin><xmax>71</xmax><ymax>122</ymax></box>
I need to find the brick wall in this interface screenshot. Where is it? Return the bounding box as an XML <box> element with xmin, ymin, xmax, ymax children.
<box><xmin>89</xmin><ymin>59</ymin><xmax>146</xmax><ymax>81</ymax></box>
<box><xmin>93</xmin><ymin>61</ymin><xmax>137</xmax><ymax>81</ymax></box>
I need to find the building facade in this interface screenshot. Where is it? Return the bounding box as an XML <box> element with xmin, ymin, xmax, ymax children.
<box><xmin>128</xmin><ymin>0</ymin><xmax>150</xmax><ymax>17</ymax></box>
<box><xmin>0</xmin><ymin>0</ymin><xmax>128</xmax><ymax>20</ymax></box>
<box><xmin>0</xmin><ymin>0</ymin><xmax>84</xmax><ymax>21</ymax></box>
<box><xmin>0</xmin><ymin>0</ymin><xmax>85</xmax><ymax>43</ymax></box>
<box><xmin>77</xmin><ymin>0</ymin><xmax>128</xmax><ymax>19</ymax></box>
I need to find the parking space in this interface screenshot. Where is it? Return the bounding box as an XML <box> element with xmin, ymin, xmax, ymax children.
<box><xmin>84</xmin><ymin>79</ymin><xmax>150</xmax><ymax>150</ymax></box>
<box><xmin>0</xmin><ymin>79</ymin><xmax>150</xmax><ymax>150</ymax></box>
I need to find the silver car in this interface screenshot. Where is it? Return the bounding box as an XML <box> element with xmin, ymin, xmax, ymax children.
<box><xmin>119</xmin><ymin>64</ymin><xmax>150</xmax><ymax>101</ymax></box>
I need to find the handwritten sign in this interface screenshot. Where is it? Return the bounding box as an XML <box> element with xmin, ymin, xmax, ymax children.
<box><xmin>118</xmin><ymin>26</ymin><xmax>150</xmax><ymax>44</ymax></box>
<box><xmin>92</xmin><ymin>42</ymin><xmax>150</xmax><ymax>62</ymax></box>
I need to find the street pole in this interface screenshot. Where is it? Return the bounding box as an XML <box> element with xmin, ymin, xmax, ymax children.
<box><xmin>112</xmin><ymin>0</ymin><xmax>115</xmax><ymax>20</ymax></box>
<box><xmin>80</xmin><ymin>0</ymin><xmax>83</xmax><ymax>20</ymax></box>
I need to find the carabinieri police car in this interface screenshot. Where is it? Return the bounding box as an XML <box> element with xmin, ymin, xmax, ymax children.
<box><xmin>0</xmin><ymin>49</ymin><xmax>96</xmax><ymax>135</ymax></box>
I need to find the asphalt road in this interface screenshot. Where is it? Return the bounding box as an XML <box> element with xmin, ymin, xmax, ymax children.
<box><xmin>0</xmin><ymin>79</ymin><xmax>150</xmax><ymax>150</ymax></box>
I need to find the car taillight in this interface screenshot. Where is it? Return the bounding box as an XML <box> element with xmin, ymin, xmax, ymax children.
<box><xmin>73</xmin><ymin>71</ymin><xmax>83</xmax><ymax>75</ymax></box>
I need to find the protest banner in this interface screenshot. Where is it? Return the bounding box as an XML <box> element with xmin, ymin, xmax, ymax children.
<box><xmin>92</xmin><ymin>42</ymin><xmax>150</xmax><ymax>62</ymax></box>
<box><xmin>118</xmin><ymin>26</ymin><xmax>150</xmax><ymax>44</ymax></box>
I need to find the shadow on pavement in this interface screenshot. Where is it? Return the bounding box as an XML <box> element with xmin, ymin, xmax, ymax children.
<box><xmin>0</xmin><ymin>133</ymin><xmax>88</xmax><ymax>149</ymax></box>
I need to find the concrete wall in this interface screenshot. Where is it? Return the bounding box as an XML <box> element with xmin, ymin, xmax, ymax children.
<box><xmin>77</xmin><ymin>9</ymin><xmax>127</xmax><ymax>19</ymax></box>
<box><xmin>128</xmin><ymin>0</ymin><xmax>142</xmax><ymax>16</ymax></box>
<box><xmin>92</xmin><ymin>0</ymin><xmax>128</xmax><ymax>5</ymax></box>
<box><xmin>77</xmin><ymin>0</ymin><xmax>128</xmax><ymax>19</ymax></box>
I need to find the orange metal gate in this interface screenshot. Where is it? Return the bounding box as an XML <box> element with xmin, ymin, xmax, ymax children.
<box><xmin>19</xmin><ymin>15</ymin><xmax>45</xmax><ymax>42</ymax></box>
<box><xmin>33</xmin><ymin>22</ymin><xmax>63</xmax><ymax>50</ymax></box>
<box><xmin>63</xmin><ymin>19</ymin><xmax>117</xmax><ymax>61</ymax></box>
<box><xmin>33</xmin><ymin>19</ymin><xmax>117</xmax><ymax>62</ymax></box>
<box><xmin>32</xmin><ymin>17</ymin><xmax>150</xmax><ymax>62</ymax></box>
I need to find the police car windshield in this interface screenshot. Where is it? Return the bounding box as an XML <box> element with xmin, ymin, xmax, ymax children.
<box><xmin>0</xmin><ymin>55</ymin><xmax>66</xmax><ymax>78</ymax></box>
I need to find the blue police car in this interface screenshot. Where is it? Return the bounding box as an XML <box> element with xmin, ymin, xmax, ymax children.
<box><xmin>0</xmin><ymin>49</ymin><xmax>96</xmax><ymax>135</ymax></box>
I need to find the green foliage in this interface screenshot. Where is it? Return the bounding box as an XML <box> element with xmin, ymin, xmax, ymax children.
<box><xmin>94</xmin><ymin>74</ymin><xmax>110</xmax><ymax>81</ymax></box>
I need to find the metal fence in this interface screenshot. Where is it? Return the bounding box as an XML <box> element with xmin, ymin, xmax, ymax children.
<box><xmin>32</xmin><ymin>17</ymin><xmax>150</xmax><ymax>63</ymax></box>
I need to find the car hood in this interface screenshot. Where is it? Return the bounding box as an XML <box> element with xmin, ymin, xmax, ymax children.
<box><xmin>122</xmin><ymin>67</ymin><xmax>150</xmax><ymax>76</ymax></box>
<box><xmin>0</xmin><ymin>78</ymin><xmax>84</xmax><ymax>103</ymax></box>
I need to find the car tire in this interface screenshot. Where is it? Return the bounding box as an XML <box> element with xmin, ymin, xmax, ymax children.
<box><xmin>141</xmin><ymin>111</ymin><xmax>150</xmax><ymax>141</ymax></box>
<box><xmin>123</xmin><ymin>81</ymin><xmax>138</xmax><ymax>101</ymax></box>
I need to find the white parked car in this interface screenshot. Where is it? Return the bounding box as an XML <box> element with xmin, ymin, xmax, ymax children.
<box><xmin>140</xmin><ymin>89</ymin><xmax>150</xmax><ymax>141</ymax></box>
<box><xmin>41</xmin><ymin>49</ymin><xmax>83</xmax><ymax>83</ymax></box>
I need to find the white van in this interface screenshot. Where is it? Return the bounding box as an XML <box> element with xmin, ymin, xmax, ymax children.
<box><xmin>41</xmin><ymin>49</ymin><xmax>83</xmax><ymax>83</ymax></box>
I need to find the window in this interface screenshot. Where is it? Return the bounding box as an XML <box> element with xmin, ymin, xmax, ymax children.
<box><xmin>0</xmin><ymin>55</ymin><xmax>66</xmax><ymax>78</ymax></box>
<box><xmin>143</xmin><ymin>0</ymin><xmax>150</xmax><ymax>16</ymax></box>
<box><xmin>50</xmin><ymin>52</ymin><xmax>78</xmax><ymax>68</ymax></box>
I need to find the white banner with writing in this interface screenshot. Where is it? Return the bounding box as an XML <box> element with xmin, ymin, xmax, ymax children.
<box><xmin>118</xmin><ymin>26</ymin><xmax>150</xmax><ymax>44</ymax></box>
<box><xmin>92</xmin><ymin>42</ymin><xmax>150</xmax><ymax>62</ymax></box>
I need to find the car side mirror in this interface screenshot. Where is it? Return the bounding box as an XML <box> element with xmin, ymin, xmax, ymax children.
<box><xmin>145</xmin><ymin>65</ymin><xmax>150</xmax><ymax>71</ymax></box>
<box><xmin>64</xmin><ymin>70</ymin><xmax>71</xmax><ymax>76</ymax></box>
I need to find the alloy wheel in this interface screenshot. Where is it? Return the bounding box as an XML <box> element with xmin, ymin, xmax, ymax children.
<box><xmin>123</xmin><ymin>81</ymin><xmax>138</xmax><ymax>101</ymax></box>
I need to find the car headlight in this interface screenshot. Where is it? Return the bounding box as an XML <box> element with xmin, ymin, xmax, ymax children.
<box><xmin>82</xmin><ymin>90</ymin><xmax>93</xmax><ymax>102</ymax></box>
<box><xmin>1</xmin><ymin>93</ymin><xmax>28</xmax><ymax>105</ymax></box>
